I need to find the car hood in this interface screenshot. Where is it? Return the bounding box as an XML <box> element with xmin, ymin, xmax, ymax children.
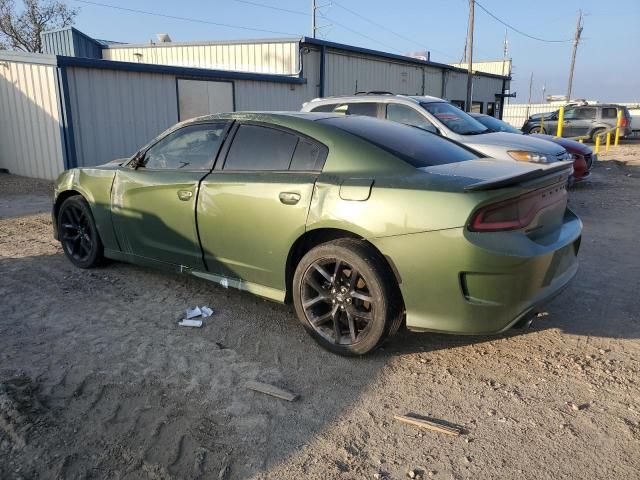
<box><xmin>529</xmin><ymin>134</ymin><xmax>592</xmax><ymax>155</ymax></box>
<box><xmin>462</xmin><ymin>132</ymin><xmax>567</xmax><ymax>155</ymax></box>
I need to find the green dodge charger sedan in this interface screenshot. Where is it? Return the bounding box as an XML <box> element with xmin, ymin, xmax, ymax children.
<box><xmin>53</xmin><ymin>112</ymin><xmax>581</xmax><ymax>355</ymax></box>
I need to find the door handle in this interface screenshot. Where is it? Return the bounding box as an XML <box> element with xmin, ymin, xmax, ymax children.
<box><xmin>279</xmin><ymin>192</ymin><xmax>301</xmax><ymax>205</ymax></box>
<box><xmin>177</xmin><ymin>190</ymin><xmax>193</xmax><ymax>201</ymax></box>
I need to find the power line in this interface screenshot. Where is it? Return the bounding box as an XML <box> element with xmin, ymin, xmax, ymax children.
<box><xmin>230</xmin><ymin>0</ymin><xmax>307</xmax><ymax>17</ymax></box>
<box><xmin>318</xmin><ymin>13</ymin><xmax>402</xmax><ymax>53</ymax></box>
<box><xmin>474</xmin><ymin>0</ymin><xmax>572</xmax><ymax>43</ymax></box>
<box><xmin>331</xmin><ymin>0</ymin><xmax>459</xmax><ymax>61</ymax></box>
<box><xmin>71</xmin><ymin>0</ymin><xmax>302</xmax><ymax>37</ymax></box>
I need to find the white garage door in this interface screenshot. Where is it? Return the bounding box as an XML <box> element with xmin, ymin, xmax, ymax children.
<box><xmin>178</xmin><ymin>79</ymin><xmax>234</xmax><ymax>120</ymax></box>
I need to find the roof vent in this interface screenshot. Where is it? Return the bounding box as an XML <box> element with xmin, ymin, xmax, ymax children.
<box><xmin>156</xmin><ymin>33</ymin><xmax>172</xmax><ymax>43</ymax></box>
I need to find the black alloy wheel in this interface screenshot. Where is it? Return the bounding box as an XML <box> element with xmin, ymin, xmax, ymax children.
<box><xmin>57</xmin><ymin>196</ymin><xmax>104</xmax><ymax>268</ymax></box>
<box><xmin>293</xmin><ymin>239</ymin><xmax>403</xmax><ymax>355</ymax></box>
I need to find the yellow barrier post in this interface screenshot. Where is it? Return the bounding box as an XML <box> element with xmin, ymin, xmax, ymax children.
<box><xmin>595</xmin><ymin>133</ymin><xmax>601</xmax><ymax>154</ymax></box>
<box><xmin>578</xmin><ymin>138</ymin><xmax>584</xmax><ymax>143</ymax></box>
<box><xmin>606</xmin><ymin>132</ymin><xmax>611</xmax><ymax>152</ymax></box>
<box><xmin>556</xmin><ymin>106</ymin><xmax>564</xmax><ymax>137</ymax></box>
<box><xmin>614</xmin><ymin>109</ymin><xmax>622</xmax><ymax>146</ymax></box>
<box><xmin>540</xmin><ymin>114</ymin><xmax>544</xmax><ymax>134</ymax></box>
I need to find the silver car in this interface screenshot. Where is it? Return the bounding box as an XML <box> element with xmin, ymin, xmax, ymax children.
<box><xmin>301</xmin><ymin>94</ymin><xmax>571</xmax><ymax>165</ymax></box>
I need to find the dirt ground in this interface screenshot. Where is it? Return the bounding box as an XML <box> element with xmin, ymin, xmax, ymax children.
<box><xmin>1</xmin><ymin>144</ymin><xmax>639</xmax><ymax>480</ymax></box>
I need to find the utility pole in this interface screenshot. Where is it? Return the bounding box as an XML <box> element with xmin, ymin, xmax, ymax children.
<box><xmin>566</xmin><ymin>10</ymin><xmax>583</xmax><ymax>101</ymax></box>
<box><xmin>312</xmin><ymin>0</ymin><xmax>317</xmax><ymax>38</ymax></box>
<box><xmin>525</xmin><ymin>72</ymin><xmax>533</xmax><ymax>120</ymax></box>
<box><xmin>465</xmin><ymin>0</ymin><xmax>475</xmax><ymax>112</ymax></box>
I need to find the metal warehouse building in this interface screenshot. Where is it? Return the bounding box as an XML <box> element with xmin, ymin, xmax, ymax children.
<box><xmin>1</xmin><ymin>27</ymin><xmax>510</xmax><ymax>180</ymax></box>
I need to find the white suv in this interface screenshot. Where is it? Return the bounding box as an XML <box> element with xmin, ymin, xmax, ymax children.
<box><xmin>301</xmin><ymin>94</ymin><xmax>571</xmax><ymax>165</ymax></box>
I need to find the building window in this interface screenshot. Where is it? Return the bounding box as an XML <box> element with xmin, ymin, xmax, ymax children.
<box><xmin>471</xmin><ymin>102</ymin><xmax>483</xmax><ymax>113</ymax></box>
<box><xmin>487</xmin><ymin>102</ymin><xmax>496</xmax><ymax>117</ymax></box>
<box><xmin>450</xmin><ymin>100</ymin><xmax>465</xmax><ymax>110</ymax></box>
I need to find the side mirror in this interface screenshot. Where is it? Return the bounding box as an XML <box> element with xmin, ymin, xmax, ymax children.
<box><xmin>130</xmin><ymin>151</ymin><xmax>144</xmax><ymax>169</ymax></box>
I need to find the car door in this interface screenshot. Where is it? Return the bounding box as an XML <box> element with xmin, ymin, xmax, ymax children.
<box><xmin>111</xmin><ymin>122</ymin><xmax>230</xmax><ymax>269</ymax></box>
<box><xmin>563</xmin><ymin>107</ymin><xmax>595</xmax><ymax>137</ymax></box>
<box><xmin>197</xmin><ymin>122</ymin><xmax>327</xmax><ymax>292</ymax></box>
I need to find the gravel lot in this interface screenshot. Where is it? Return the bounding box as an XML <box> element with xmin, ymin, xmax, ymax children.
<box><xmin>1</xmin><ymin>147</ymin><xmax>639</xmax><ymax>479</ymax></box>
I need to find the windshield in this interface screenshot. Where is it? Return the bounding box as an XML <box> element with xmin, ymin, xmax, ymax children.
<box><xmin>473</xmin><ymin>115</ymin><xmax>522</xmax><ymax>134</ymax></box>
<box><xmin>319</xmin><ymin>115</ymin><xmax>479</xmax><ymax>168</ymax></box>
<box><xmin>421</xmin><ymin>102</ymin><xmax>489</xmax><ymax>135</ymax></box>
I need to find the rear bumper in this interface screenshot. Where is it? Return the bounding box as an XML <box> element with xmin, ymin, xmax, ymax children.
<box><xmin>371</xmin><ymin>210</ymin><xmax>582</xmax><ymax>335</ymax></box>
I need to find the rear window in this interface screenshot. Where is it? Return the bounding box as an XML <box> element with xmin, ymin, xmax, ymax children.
<box><xmin>602</xmin><ymin>107</ymin><xmax>617</xmax><ymax>119</ymax></box>
<box><xmin>319</xmin><ymin>116</ymin><xmax>479</xmax><ymax>168</ymax></box>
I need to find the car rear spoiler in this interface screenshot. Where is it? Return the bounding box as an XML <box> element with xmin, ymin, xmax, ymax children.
<box><xmin>464</xmin><ymin>162</ymin><xmax>573</xmax><ymax>192</ymax></box>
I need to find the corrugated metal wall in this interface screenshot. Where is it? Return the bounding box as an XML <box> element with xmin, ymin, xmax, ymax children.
<box><xmin>102</xmin><ymin>41</ymin><xmax>299</xmax><ymax>75</ymax></box>
<box><xmin>42</xmin><ymin>28</ymin><xmax>102</xmax><ymax>59</ymax></box>
<box><xmin>0</xmin><ymin>55</ymin><xmax>65</xmax><ymax>180</ymax></box>
<box><xmin>325</xmin><ymin>51</ymin><xmax>424</xmax><ymax>96</ymax></box>
<box><xmin>64</xmin><ymin>67</ymin><xmax>178</xmax><ymax>167</ymax></box>
<box><xmin>442</xmin><ymin>70</ymin><xmax>467</xmax><ymax>103</ymax></box>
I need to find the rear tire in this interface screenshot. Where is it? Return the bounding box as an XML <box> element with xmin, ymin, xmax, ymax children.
<box><xmin>57</xmin><ymin>195</ymin><xmax>104</xmax><ymax>269</ymax></box>
<box><xmin>292</xmin><ymin>238</ymin><xmax>403</xmax><ymax>356</ymax></box>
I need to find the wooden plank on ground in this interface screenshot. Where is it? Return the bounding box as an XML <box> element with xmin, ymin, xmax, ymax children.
<box><xmin>393</xmin><ymin>414</ymin><xmax>462</xmax><ymax>436</ymax></box>
<box><xmin>246</xmin><ymin>381</ymin><xmax>299</xmax><ymax>402</ymax></box>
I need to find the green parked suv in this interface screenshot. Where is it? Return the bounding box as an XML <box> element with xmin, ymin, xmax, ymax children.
<box><xmin>53</xmin><ymin>112</ymin><xmax>581</xmax><ymax>355</ymax></box>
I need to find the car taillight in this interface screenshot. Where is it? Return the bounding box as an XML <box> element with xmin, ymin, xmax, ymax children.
<box><xmin>469</xmin><ymin>185</ymin><xmax>567</xmax><ymax>232</ymax></box>
<box><xmin>620</xmin><ymin>117</ymin><xmax>629</xmax><ymax>127</ymax></box>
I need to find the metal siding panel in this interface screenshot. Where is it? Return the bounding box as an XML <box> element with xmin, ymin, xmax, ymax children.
<box><xmin>0</xmin><ymin>60</ymin><xmax>64</xmax><ymax>179</ymax></box>
<box><xmin>102</xmin><ymin>41</ymin><xmax>299</xmax><ymax>74</ymax></box>
<box><xmin>65</xmin><ymin>67</ymin><xmax>178</xmax><ymax>167</ymax></box>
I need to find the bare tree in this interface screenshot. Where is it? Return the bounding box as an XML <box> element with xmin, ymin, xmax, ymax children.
<box><xmin>0</xmin><ymin>0</ymin><xmax>77</xmax><ymax>53</ymax></box>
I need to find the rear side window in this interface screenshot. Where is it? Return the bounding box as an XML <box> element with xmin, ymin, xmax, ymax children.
<box><xmin>320</xmin><ymin>116</ymin><xmax>479</xmax><ymax>168</ymax></box>
<box><xmin>224</xmin><ymin>125</ymin><xmax>298</xmax><ymax>171</ymax></box>
<box><xmin>602</xmin><ymin>107</ymin><xmax>617</xmax><ymax>119</ymax></box>
<box><xmin>290</xmin><ymin>138</ymin><xmax>328</xmax><ymax>171</ymax></box>
<box><xmin>386</xmin><ymin>104</ymin><xmax>435</xmax><ymax>130</ymax></box>
<box><xmin>309</xmin><ymin>104</ymin><xmax>336</xmax><ymax>112</ymax></box>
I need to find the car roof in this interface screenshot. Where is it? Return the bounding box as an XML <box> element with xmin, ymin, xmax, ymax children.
<box><xmin>305</xmin><ymin>94</ymin><xmax>447</xmax><ymax>105</ymax></box>
<box><xmin>182</xmin><ymin>111</ymin><xmax>340</xmax><ymax>125</ymax></box>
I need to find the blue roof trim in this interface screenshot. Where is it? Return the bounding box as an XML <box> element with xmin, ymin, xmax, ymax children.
<box><xmin>55</xmin><ymin>56</ymin><xmax>307</xmax><ymax>84</ymax></box>
<box><xmin>301</xmin><ymin>37</ymin><xmax>511</xmax><ymax>81</ymax></box>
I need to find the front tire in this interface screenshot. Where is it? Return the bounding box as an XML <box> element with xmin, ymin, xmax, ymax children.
<box><xmin>57</xmin><ymin>195</ymin><xmax>104</xmax><ymax>269</ymax></box>
<box><xmin>591</xmin><ymin>128</ymin><xmax>606</xmax><ymax>144</ymax></box>
<box><xmin>292</xmin><ymin>239</ymin><xmax>403</xmax><ymax>356</ymax></box>
<box><xmin>528</xmin><ymin>126</ymin><xmax>546</xmax><ymax>134</ymax></box>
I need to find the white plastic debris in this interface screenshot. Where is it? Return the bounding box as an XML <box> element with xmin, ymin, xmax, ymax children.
<box><xmin>186</xmin><ymin>306</ymin><xmax>202</xmax><ymax>319</ymax></box>
<box><xmin>200</xmin><ymin>306</ymin><xmax>213</xmax><ymax>317</ymax></box>
<box><xmin>178</xmin><ymin>319</ymin><xmax>203</xmax><ymax>328</ymax></box>
<box><xmin>220</xmin><ymin>278</ymin><xmax>229</xmax><ymax>288</ymax></box>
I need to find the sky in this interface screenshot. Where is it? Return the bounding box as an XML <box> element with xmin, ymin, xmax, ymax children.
<box><xmin>67</xmin><ymin>0</ymin><xmax>640</xmax><ymax>103</ymax></box>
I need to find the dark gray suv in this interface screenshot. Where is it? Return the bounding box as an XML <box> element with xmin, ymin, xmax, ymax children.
<box><xmin>522</xmin><ymin>104</ymin><xmax>633</xmax><ymax>142</ymax></box>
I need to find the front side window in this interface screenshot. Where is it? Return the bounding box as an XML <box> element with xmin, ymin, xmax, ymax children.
<box><xmin>143</xmin><ymin>123</ymin><xmax>227</xmax><ymax>170</ymax></box>
<box><xmin>564</xmin><ymin>108</ymin><xmax>596</xmax><ymax>120</ymax></box>
<box><xmin>421</xmin><ymin>102</ymin><xmax>488</xmax><ymax>135</ymax></box>
<box><xmin>224</xmin><ymin>125</ymin><xmax>298</xmax><ymax>171</ymax></box>
<box><xmin>386</xmin><ymin>104</ymin><xmax>435</xmax><ymax>131</ymax></box>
